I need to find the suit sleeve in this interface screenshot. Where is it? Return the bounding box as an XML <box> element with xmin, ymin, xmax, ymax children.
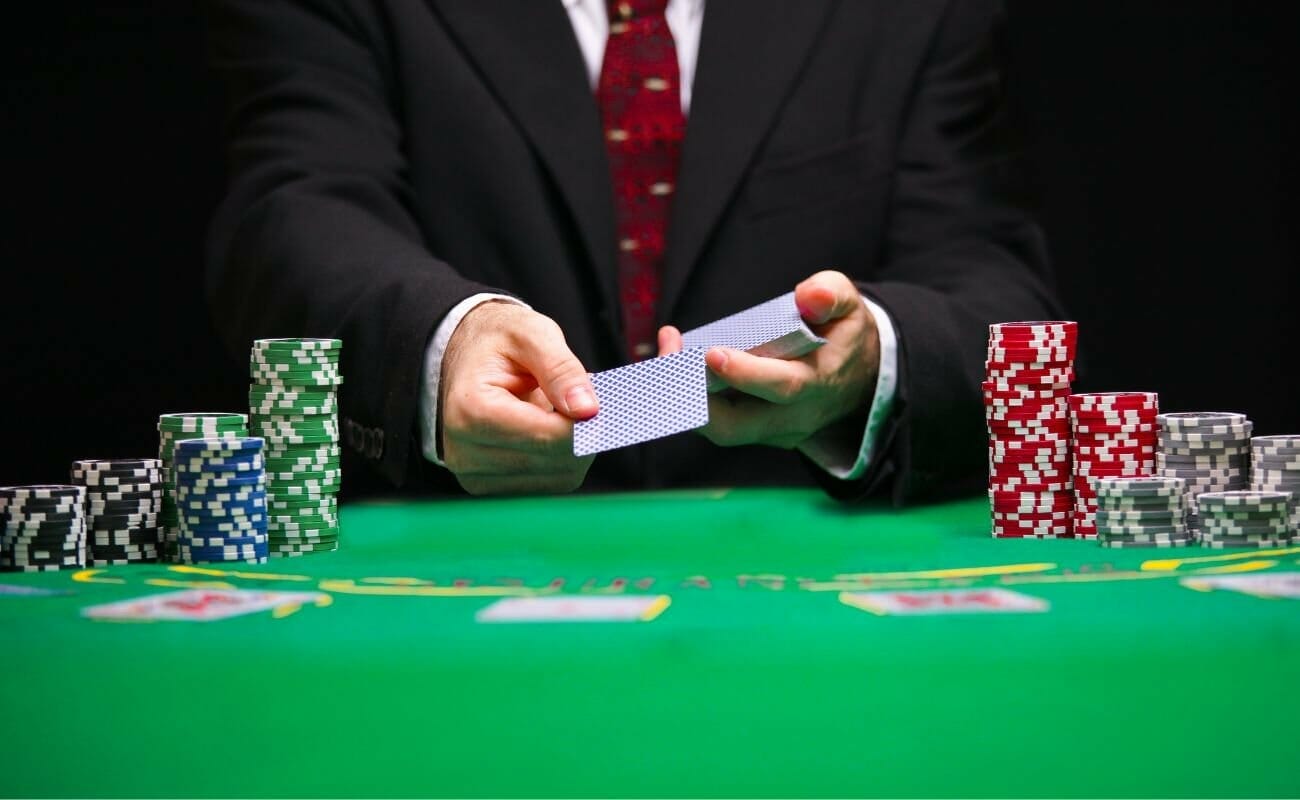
<box><xmin>815</xmin><ymin>0</ymin><xmax>1063</xmax><ymax>504</ymax></box>
<box><xmin>203</xmin><ymin>0</ymin><xmax>496</xmax><ymax>486</ymax></box>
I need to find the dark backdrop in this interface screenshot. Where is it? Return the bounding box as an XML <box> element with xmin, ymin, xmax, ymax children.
<box><xmin>1</xmin><ymin>2</ymin><xmax>1294</xmax><ymax>492</ymax></box>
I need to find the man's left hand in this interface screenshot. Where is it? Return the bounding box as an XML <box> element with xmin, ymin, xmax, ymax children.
<box><xmin>658</xmin><ymin>270</ymin><xmax>880</xmax><ymax>450</ymax></box>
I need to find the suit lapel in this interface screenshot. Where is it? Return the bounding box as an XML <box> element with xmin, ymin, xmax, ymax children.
<box><xmin>426</xmin><ymin>0</ymin><xmax>620</xmax><ymax>325</ymax></box>
<box><xmin>660</xmin><ymin>0</ymin><xmax>837</xmax><ymax>320</ymax></box>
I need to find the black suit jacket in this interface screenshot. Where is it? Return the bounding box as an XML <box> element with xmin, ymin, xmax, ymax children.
<box><xmin>204</xmin><ymin>0</ymin><xmax>1062</xmax><ymax>503</ymax></box>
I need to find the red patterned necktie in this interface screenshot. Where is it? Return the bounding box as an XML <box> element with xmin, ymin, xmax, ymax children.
<box><xmin>595</xmin><ymin>0</ymin><xmax>685</xmax><ymax>361</ymax></box>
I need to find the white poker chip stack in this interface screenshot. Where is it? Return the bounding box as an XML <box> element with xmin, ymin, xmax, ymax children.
<box><xmin>1156</xmin><ymin>412</ymin><xmax>1252</xmax><ymax>538</ymax></box>
<box><xmin>1195</xmin><ymin>490</ymin><xmax>1293</xmax><ymax>548</ymax></box>
<box><xmin>1092</xmin><ymin>475</ymin><xmax>1192</xmax><ymax>548</ymax></box>
<box><xmin>1249</xmin><ymin>435</ymin><xmax>1300</xmax><ymax>537</ymax></box>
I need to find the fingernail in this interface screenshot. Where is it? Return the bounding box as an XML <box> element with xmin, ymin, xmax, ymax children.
<box><xmin>708</xmin><ymin>349</ymin><xmax>728</xmax><ymax>371</ymax></box>
<box><xmin>566</xmin><ymin>386</ymin><xmax>597</xmax><ymax>415</ymax></box>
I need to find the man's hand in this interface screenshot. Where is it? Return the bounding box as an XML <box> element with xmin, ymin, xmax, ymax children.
<box><xmin>440</xmin><ymin>302</ymin><xmax>598</xmax><ymax>495</ymax></box>
<box><xmin>659</xmin><ymin>270</ymin><xmax>880</xmax><ymax>450</ymax></box>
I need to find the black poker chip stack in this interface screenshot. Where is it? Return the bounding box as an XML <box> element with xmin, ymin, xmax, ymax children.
<box><xmin>71</xmin><ymin>459</ymin><xmax>165</xmax><ymax>566</ymax></box>
<box><xmin>0</xmin><ymin>485</ymin><xmax>87</xmax><ymax>572</ymax></box>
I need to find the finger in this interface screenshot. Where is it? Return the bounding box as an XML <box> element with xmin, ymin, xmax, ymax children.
<box><xmin>511</xmin><ymin>316</ymin><xmax>599</xmax><ymax>420</ymax></box>
<box><xmin>657</xmin><ymin>325</ymin><xmax>683</xmax><ymax>356</ymax></box>
<box><xmin>699</xmin><ymin>394</ymin><xmax>808</xmax><ymax>449</ymax></box>
<box><xmin>795</xmin><ymin>270</ymin><xmax>861</xmax><ymax>325</ymax></box>
<box><xmin>704</xmin><ymin>346</ymin><xmax>818</xmax><ymax>404</ymax></box>
<box><xmin>448</xmin><ymin>385</ymin><xmax>575</xmax><ymax>453</ymax></box>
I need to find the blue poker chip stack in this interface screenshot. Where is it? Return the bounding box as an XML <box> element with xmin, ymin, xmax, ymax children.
<box><xmin>173</xmin><ymin>437</ymin><xmax>268</xmax><ymax>564</ymax></box>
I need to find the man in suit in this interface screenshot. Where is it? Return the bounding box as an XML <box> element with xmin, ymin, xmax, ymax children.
<box><xmin>204</xmin><ymin>0</ymin><xmax>1062</xmax><ymax>503</ymax></box>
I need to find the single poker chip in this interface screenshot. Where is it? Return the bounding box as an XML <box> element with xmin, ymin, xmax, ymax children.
<box><xmin>253</xmin><ymin>337</ymin><xmax>342</xmax><ymax>352</ymax></box>
<box><xmin>250</xmin><ymin>349</ymin><xmax>338</xmax><ymax>364</ymax></box>
<box><xmin>250</xmin><ymin>400</ymin><xmax>338</xmax><ymax>417</ymax></box>
<box><xmin>1094</xmin><ymin>507</ymin><xmax>1183</xmax><ymax>522</ymax></box>
<box><xmin>989</xmin><ymin>440</ymin><xmax>1070</xmax><ymax>453</ymax></box>
<box><xmin>982</xmin><ymin>382</ymin><xmax>1070</xmax><ymax>399</ymax></box>
<box><xmin>0</xmin><ymin>484</ymin><xmax>86</xmax><ymax>501</ymax></box>
<box><xmin>263</xmin><ymin>449</ymin><xmax>342</xmax><ymax>466</ymax></box>
<box><xmin>1198</xmin><ymin>539</ymin><xmax>1293</xmax><ymax>550</ymax></box>
<box><xmin>158</xmin><ymin>412</ymin><xmax>249</xmax><ymax>433</ymax></box>
<box><xmin>1196</xmin><ymin>490</ymin><xmax>1290</xmax><ymax>508</ymax></box>
<box><xmin>174</xmin><ymin>437</ymin><xmax>265</xmax><ymax>456</ymax></box>
<box><xmin>989</xmin><ymin>321</ymin><xmax>1078</xmax><ymax>336</ymax></box>
<box><xmin>1159</xmin><ymin>423</ymin><xmax>1253</xmax><ymax>440</ymax></box>
<box><xmin>1156</xmin><ymin>411</ymin><xmax>1249</xmax><ymax>429</ymax></box>
<box><xmin>174</xmin><ymin>451</ymin><xmax>264</xmax><ymax>469</ymax></box>
<box><xmin>1092</xmin><ymin>478</ymin><xmax>1186</xmax><ymax>497</ymax></box>
<box><xmin>176</xmin><ymin>479</ymin><xmax>267</xmax><ymax>496</ymax></box>
<box><xmin>182</xmin><ymin>532</ymin><xmax>270</xmax><ymax>547</ymax></box>
<box><xmin>1069</xmin><ymin>391</ymin><xmax>1158</xmax><ymax>408</ymax></box>
<box><xmin>989</xmin><ymin>454</ymin><xmax>1070</xmax><ymax>469</ymax></box>
<box><xmin>249</xmin><ymin>360</ymin><xmax>343</xmax><ymax>375</ymax></box>
<box><xmin>1100</xmin><ymin>538</ymin><xmax>1193</xmax><ymax>549</ymax></box>
<box><xmin>70</xmin><ymin>458</ymin><xmax>163</xmax><ymax>474</ymax></box>
<box><xmin>267</xmin><ymin>526</ymin><xmax>340</xmax><ymax>539</ymax></box>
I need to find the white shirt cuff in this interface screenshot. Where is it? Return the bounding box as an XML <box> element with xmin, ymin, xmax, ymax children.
<box><xmin>419</xmin><ymin>292</ymin><xmax>530</xmax><ymax>467</ymax></box>
<box><xmin>798</xmin><ymin>295</ymin><xmax>900</xmax><ymax>480</ymax></box>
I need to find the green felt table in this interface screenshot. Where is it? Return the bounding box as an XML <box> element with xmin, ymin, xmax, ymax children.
<box><xmin>3</xmin><ymin>488</ymin><xmax>1299</xmax><ymax>798</ymax></box>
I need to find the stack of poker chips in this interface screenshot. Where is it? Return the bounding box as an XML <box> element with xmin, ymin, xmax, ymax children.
<box><xmin>984</xmin><ymin>321</ymin><xmax>1078</xmax><ymax>539</ymax></box>
<box><xmin>1196</xmin><ymin>490</ymin><xmax>1292</xmax><ymax>549</ymax></box>
<box><xmin>71</xmin><ymin>458</ymin><xmax>163</xmax><ymax>565</ymax></box>
<box><xmin>157</xmin><ymin>413</ymin><xmax>249</xmax><ymax>561</ymax></box>
<box><xmin>1092</xmin><ymin>475</ymin><xmax>1192</xmax><ymax>548</ymax></box>
<box><xmin>174</xmin><ymin>436</ymin><xmax>268</xmax><ymax>564</ymax></box>
<box><xmin>1069</xmin><ymin>392</ymin><xmax>1159</xmax><ymax>539</ymax></box>
<box><xmin>1250</xmin><ymin>435</ymin><xmax>1300</xmax><ymax>534</ymax></box>
<box><xmin>0</xmin><ymin>485</ymin><xmax>86</xmax><ymax>572</ymax></box>
<box><xmin>248</xmin><ymin>338</ymin><xmax>342</xmax><ymax>557</ymax></box>
<box><xmin>1155</xmin><ymin>411</ymin><xmax>1251</xmax><ymax>537</ymax></box>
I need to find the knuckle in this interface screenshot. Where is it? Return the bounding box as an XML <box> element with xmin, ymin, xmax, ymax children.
<box><xmin>778</xmin><ymin>373</ymin><xmax>806</xmax><ymax>401</ymax></box>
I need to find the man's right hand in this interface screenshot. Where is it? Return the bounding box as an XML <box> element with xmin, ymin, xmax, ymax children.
<box><xmin>439</xmin><ymin>301</ymin><xmax>598</xmax><ymax>495</ymax></box>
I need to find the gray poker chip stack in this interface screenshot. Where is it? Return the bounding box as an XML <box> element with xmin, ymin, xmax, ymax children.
<box><xmin>1250</xmin><ymin>435</ymin><xmax>1300</xmax><ymax>537</ymax></box>
<box><xmin>1156</xmin><ymin>412</ymin><xmax>1252</xmax><ymax>539</ymax></box>
<box><xmin>1196</xmin><ymin>490</ymin><xmax>1293</xmax><ymax>548</ymax></box>
<box><xmin>1092</xmin><ymin>475</ymin><xmax>1192</xmax><ymax>548</ymax></box>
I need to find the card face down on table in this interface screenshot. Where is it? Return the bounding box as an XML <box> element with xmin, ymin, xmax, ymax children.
<box><xmin>573</xmin><ymin>292</ymin><xmax>826</xmax><ymax>456</ymax></box>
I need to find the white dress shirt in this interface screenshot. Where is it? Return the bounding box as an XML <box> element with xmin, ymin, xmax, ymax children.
<box><xmin>419</xmin><ymin>0</ymin><xmax>900</xmax><ymax>481</ymax></box>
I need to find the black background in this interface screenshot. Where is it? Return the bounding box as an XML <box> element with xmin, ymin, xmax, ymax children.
<box><xmin>0</xmin><ymin>2</ymin><xmax>1294</xmax><ymax>493</ymax></box>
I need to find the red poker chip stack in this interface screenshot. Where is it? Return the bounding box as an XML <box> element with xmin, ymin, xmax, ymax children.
<box><xmin>985</xmin><ymin>321</ymin><xmax>1078</xmax><ymax>538</ymax></box>
<box><xmin>1068</xmin><ymin>392</ymin><xmax>1159</xmax><ymax>538</ymax></box>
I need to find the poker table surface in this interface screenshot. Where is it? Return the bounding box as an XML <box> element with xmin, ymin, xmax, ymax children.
<box><xmin>3</xmin><ymin>487</ymin><xmax>1299</xmax><ymax>798</ymax></box>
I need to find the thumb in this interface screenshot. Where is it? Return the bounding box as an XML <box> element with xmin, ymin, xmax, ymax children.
<box><xmin>515</xmin><ymin>317</ymin><xmax>599</xmax><ymax>420</ymax></box>
<box><xmin>795</xmin><ymin>270</ymin><xmax>860</xmax><ymax>325</ymax></box>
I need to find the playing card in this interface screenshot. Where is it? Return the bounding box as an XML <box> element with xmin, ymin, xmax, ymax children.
<box><xmin>0</xmin><ymin>583</ymin><xmax>70</xmax><ymax>597</ymax></box>
<box><xmin>476</xmin><ymin>595</ymin><xmax>671</xmax><ymax>623</ymax></box>
<box><xmin>680</xmin><ymin>291</ymin><xmax>826</xmax><ymax>360</ymax></box>
<box><xmin>1181</xmin><ymin>572</ymin><xmax>1300</xmax><ymax>599</ymax></box>
<box><xmin>573</xmin><ymin>348</ymin><xmax>708</xmax><ymax>456</ymax></box>
<box><xmin>840</xmin><ymin>588</ymin><xmax>1049</xmax><ymax>616</ymax></box>
<box><xmin>82</xmin><ymin>589</ymin><xmax>328</xmax><ymax>622</ymax></box>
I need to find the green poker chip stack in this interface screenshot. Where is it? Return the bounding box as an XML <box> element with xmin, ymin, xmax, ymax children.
<box><xmin>156</xmin><ymin>413</ymin><xmax>250</xmax><ymax>561</ymax></box>
<box><xmin>248</xmin><ymin>338</ymin><xmax>343</xmax><ymax>556</ymax></box>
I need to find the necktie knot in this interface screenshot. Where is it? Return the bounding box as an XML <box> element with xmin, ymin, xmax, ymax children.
<box><xmin>606</xmin><ymin>0</ymin><xmax>670</xmax><ymax>21</ymax></box>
